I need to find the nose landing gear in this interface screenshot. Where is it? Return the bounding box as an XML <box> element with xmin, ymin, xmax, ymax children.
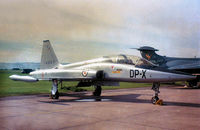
<box><xmin>151</xmin><ymin>82</ymin><xmax>163</xmax><ymax>105</ymax></box>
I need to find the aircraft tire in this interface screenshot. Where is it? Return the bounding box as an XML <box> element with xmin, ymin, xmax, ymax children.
<box><xmin>50</xmin><ymin>91</ymin><xmax>59</xmax><ymax>99</ymax></box>
<box><xmin>55</xmin><ymin>91</ymin><xmax>59</xmax><ymax>99</ymax></box>
<box><xmin>151</xmin><ymin>96</ymin><xmax>159</xmax><ymax>104</ymax></box>
<box><xmin>189</xmin><ymin>82</ymin><xmax>197</xmax><ymax>88</ymax></box>
<box><xmin>93</xmin><ymin>86</ymin><xmax>102</xmax><ymax>96</ymax></box>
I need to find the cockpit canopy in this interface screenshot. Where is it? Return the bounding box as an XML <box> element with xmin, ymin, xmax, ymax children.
<box><xmin>59</xmin><ymin>54</ymin><xmax>157</xmax><ymax>69</ymax></box>
<box><xmin>102</xmin><ymin>54</ymin><xmax>157</xmax><ymax>68</ymax></box>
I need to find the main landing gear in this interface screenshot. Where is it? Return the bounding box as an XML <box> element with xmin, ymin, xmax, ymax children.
<box><xmin>187</xmin><ymin>80</ymin><xmax>199</xmax><ymax>88</ymax></box>
<box><xmin>151</xmin><ymin>82</ymin><xmax>161</xmax><ymax>104</ymax></box>
<box><xmin>93</xmin><ymin>85</ymin><xmax>102</xmax><ymax>96</ymax></box>
<box><xmin>50</xmin><ymin>79</ymin><xmax>60</xmax><ymax>99</ymax></box>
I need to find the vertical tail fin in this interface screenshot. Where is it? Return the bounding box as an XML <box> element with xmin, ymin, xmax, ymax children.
<box><xmin>131</xmin><ymin>46</ymin><xmax>165</xmax><ymax>65</ymax></box>
<box><xmin>40</xmin><ymin>40</ymin><xmax>59</xmax><ymax>69</ymax></box>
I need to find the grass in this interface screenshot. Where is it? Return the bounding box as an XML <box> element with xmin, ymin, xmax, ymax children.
<box><xmin>0</xmin><ymin>70</ymin><xmax>51</xmax><ymax>97</ymax></box>
<box><xmin>0</xmin><ymin>70</ymin><xmax>174</xmax><ymax>97</ymax></box>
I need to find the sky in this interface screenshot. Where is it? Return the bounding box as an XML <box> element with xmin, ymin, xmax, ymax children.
<box><xmin>0</xmin><ymin>0</ymin><xmax>199</xmax><ymax>63</ymax></box>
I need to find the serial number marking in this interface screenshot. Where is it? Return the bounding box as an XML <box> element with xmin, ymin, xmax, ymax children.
<box><xmin>130</xmin><ymin>69</ymin><xmax>146</xmax><ymax>79</ymax></box>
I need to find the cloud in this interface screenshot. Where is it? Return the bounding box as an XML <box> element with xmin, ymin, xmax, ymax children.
<box><xmin>0</xmin><ymin>0</ymin><xmax>199</xmax><ymax>62</ymax></box>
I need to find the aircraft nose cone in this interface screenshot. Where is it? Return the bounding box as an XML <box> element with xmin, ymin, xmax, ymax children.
<box><xmin>176</xmin><ymin>73</ymin><xmax>196</xmax><ymax>81</ymax></box>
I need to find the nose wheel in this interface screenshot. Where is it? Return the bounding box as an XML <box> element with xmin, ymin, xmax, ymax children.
<box><xmin>151</xmin><ymin>83</ymin><xmax>161</xmax><ymax>104</ymax></box>
<box><xmin>151</xmin><ymin>96</ymin><xmax>159</xmax><ymax>104</ymax></box>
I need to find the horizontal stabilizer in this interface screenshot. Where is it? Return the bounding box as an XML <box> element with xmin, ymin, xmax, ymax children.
<box><xmin>9</xmin><ymin>75</ymin><xmax>38</xmax><ymax>82</ymax></box>
<box><xmin>169</xmin><ymin>63</ymin><xmax>200</xmax><ymax>70</ymax></box>
<box><xmin>131</xmin><ymin>46</ymin><xmax>159</xmax><ymax>51</ymax></box>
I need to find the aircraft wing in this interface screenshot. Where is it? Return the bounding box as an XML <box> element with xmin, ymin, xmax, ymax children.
<box><xmin>168</xmin><ymin>63</ymin><xmax>200</xmax><ymax>70</ymax></box>
<box><xmin>31</xmin><ymin>69</ymin><xmax>100</xmax><ymax>81</ymax></box>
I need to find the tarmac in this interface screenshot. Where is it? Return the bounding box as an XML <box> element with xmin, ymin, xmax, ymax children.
<box><xmin>0</xmin><ymin>85</ymin><xmax>200</xmax><ymax>130</ymax></box>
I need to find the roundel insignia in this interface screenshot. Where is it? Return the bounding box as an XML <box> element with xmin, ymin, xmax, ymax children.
<box><xmin>82</xmin><ymin>71</ymin><xmax>88</xmax><ymax>77</ymax></box>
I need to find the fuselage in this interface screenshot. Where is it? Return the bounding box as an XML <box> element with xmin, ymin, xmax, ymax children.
<box><xmin>30</xmin><ymin>55</ymin><xmax>195</xmax><ymax>83</ymax></box>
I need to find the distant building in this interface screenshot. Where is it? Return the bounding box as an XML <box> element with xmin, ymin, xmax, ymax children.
<box><xmin>12</xmin><ymin>68</ymin><xmax>20</xmax><ymax>70</ymax></box>
<box><xmin>21</xmin><ymin>69</ymin><xmax>34</xmax><ymax>74</ymax></box>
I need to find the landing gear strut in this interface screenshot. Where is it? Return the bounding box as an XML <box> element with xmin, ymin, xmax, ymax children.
<box><xmin>59</xmin><ymin>80</ymin><xmax>63</xmax><ymax>89</ymax></box>
<box><xmin>93</xmin><ymin>86</ymin><xmax>102</xmax><ymax>96</ymax></box>
<box><xmin>151</xmin><ymin>82</ymin><xmax>160</xmax><ymax>104</ymax></box>
<box><xmin>50</xmin><ymin>79</ymin><xmax>59</xmax><ymax>99</ymax></box>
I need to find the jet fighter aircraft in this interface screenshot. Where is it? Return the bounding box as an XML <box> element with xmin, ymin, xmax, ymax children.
<box><xmin>9</xmin><ymin>40</ymin><xmax>196</xmax><ymax>104</ymax></box>
<box><xmin>132</xmin><ymin>46</ymin><xmax>200</xmax><ymax>87</ymax></box>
